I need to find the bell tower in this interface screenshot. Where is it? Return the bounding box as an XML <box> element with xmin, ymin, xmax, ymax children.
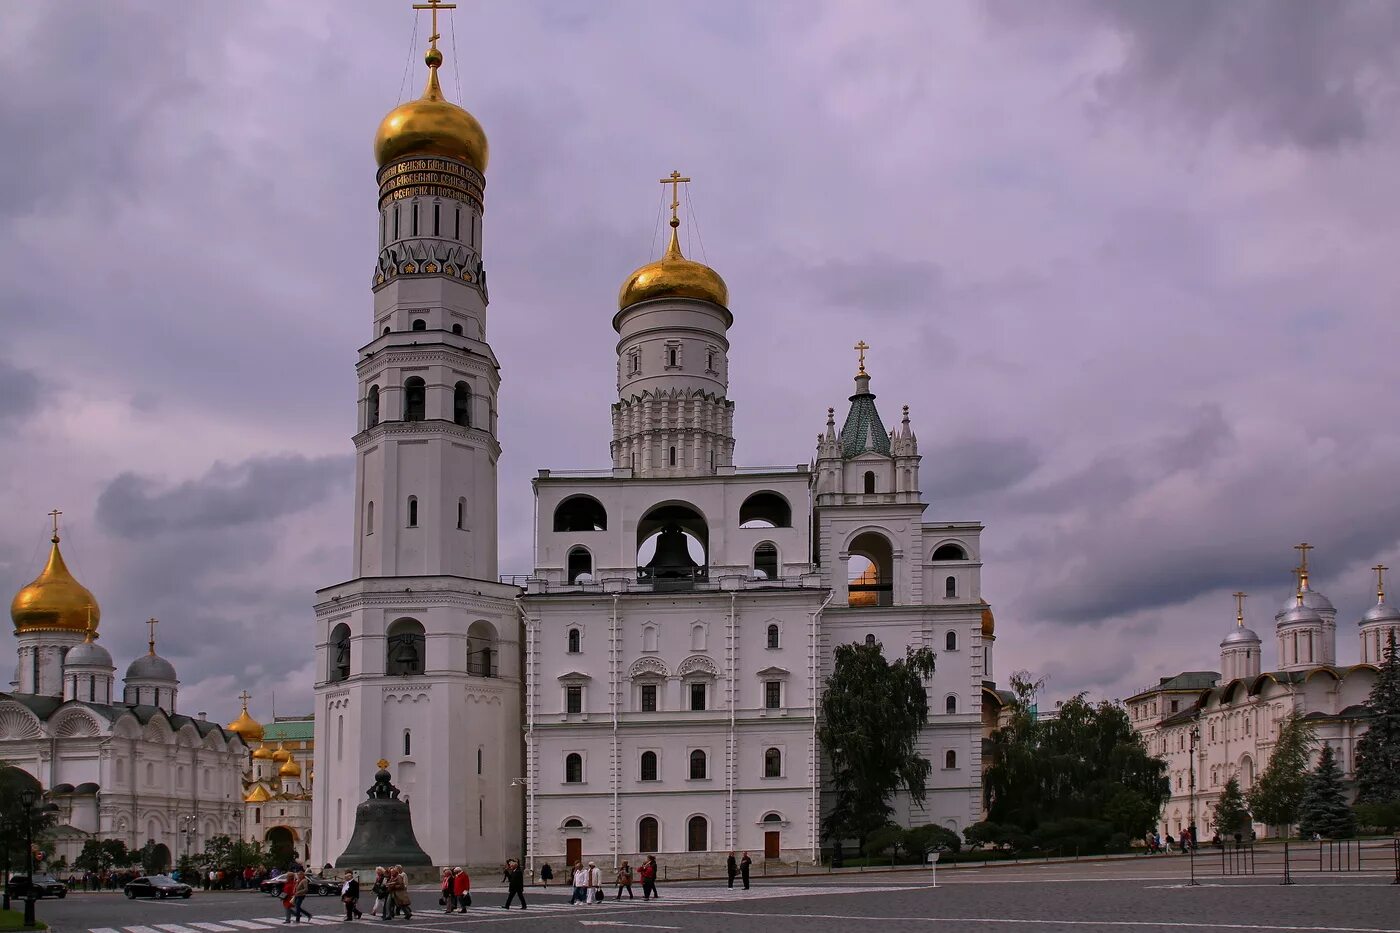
<box><xmin>312</xmin><ymin>0</ymin><xmax>521</xmax><ymax>871</ymax></box>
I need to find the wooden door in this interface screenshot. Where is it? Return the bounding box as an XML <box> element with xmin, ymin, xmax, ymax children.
<box><xmin>764</xmin><ymin>830</ymin><xmax>780</xmax><ymax>859</ymax></box>
<box><xmin>566</xmin><ymin>837</ymin><xmax>582</xmax><ymax>866</ymax></box>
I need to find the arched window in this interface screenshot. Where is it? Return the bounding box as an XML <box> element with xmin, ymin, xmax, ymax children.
<box><xmin>329</xmin><ymin>623</ymin><xmax>351</xmax><ymax>683</ymax></box>
<box><xmin>553</xmin><ymin>496</ymin><xmax>607</xmax><ymax>532</ymax></box>
<box><xmin>945</xmin><ymin>576</ymin><xmax>957</xmax><ymax>598</ymax></box>
<box><xmin>669</xmin><ymin>446</ymin><xmax>677</xmax><ymax>467</ymax></box>
<box><xmin>691</xmin><ymin>623</ymin><xmax>707</xmax><ymax>651</ymax></box>
<box><xmin>366</xmin><ymin>385</ymin><xmax>380</xmax><ymax>428</ymax></box>
<box><xmin>752</xmin><ymin>543</ymin><xmax>778</xmax><ymax>580</ymax></box>
<box><xmin>764</xmin><ymin>747</ymin><xmax>781</xmax><ymax>778</ymax></box>
<box><xmin>145</xmin><ymin>763</ymin><xmax>155</xmax><ymax>785</ymax></box>
<box><xmin>640</xmin><ymin>751</ymin><xmax>658</xmax><ymax>782</ymax></box>
<box><xmin>467</xmin><ymin>620</ymin><xmax>497</xmax><ymax>678</ymax></box>
<box><xmin>945</xmin><ymin>695</ymin><xmax>958</xmax><ymax>715</ymax></box>
<box><xmin>863</xmin><ymin>471</ymin><xmax>876</xmax><ymax>494</ymax></box>
<box><xmin>865</xmin><ymin>633</ymin><xmax>876</xmax><ymax>647</ymax></box>
<box><xmin>642</xmin><ymin>625</ymin><xmax>658</xmax><ymax>653</ymax></box>
<box><xmin>567</xmin><ymin>547</ymin><xmax>593</xmax><ymax>584</ymax></box>
<box><xmin>564</xmin><ymin>753</ymin><xmax>583</xmax><ymax>784</ymax></box>
<box><xmin>932</xmin><ymin>543</ymin><xmax>967</xmax><ymax>561</ymax></box>
<box><xmin>687</xmin><ymin>815</ymin><xmax>708</xmax><ymax>852</ymax></box>
<box><xmin>945</xmin><ymin>750</ymin><xmax>958</xmax><ymax>769</ymax></box>
<box><xmin>403</xmin><ymin>730</ymin><xmax>412</xmax><ymax>756</ymax></box>
<box><xmin>403</xmin><ymin>376</ymin><xmax>426</xmax><ymax>421</ymax></box>
<box><xmin>945</xmin><ymin>631</ymin><xmax>957</xmax><ymax>652</ymax></box>
<box><xmin>411</xmin><ymin>319</ymin><xmax>426</xmax><ymax>331</ymax></box>
<box><xmin>407</xmin><ymin>496</ymin><xmax>418</xmax><ymax>527</ymax></box>
<box><xmin>739</xmin><ymin>492</ymin><xmax>792</xmax><ymax>528</ymax></box>
<box><xmin>767</xmin><ymin>624</ymin><xmax>779</xmax><ymax>650</ymax></box>
<box><xmin>457</xmin><ymin>498</ymin><xmax>466</xmax><ymax>530</ymax></box>
<box><xmin>689</xmin><ymin>750</ymin><xmax>707</xmax><ymax>780</ymax></box>
<box><xmin>453</xmin><ymin>382</ymin><xmax>471</xmax><ymax>427</ymax></box>
<box><xmin>385</xmin><ymin>618</ymin><xmax>426</xmax><ymax>676</ymax></box>
<box><xmin>382</xmin><ymin>325</ymin><xmax>391</xmax><ymax>336</ymax></box>
<box><xmin>847</xmin><ymin>531</ymin><xmax>894</xmax><ymax>607</ymax></box>
<box><xmin>567</xmin><ymin>628</ymin><xmax>581</xmax><ymax>654</ymax></box>
<box><xmin>365</xmin><ymin>501</ymin><xmax>374</xmax><ymax>535</ymax></box>
<box><xmin>638</xmin><ymin>817</ymin><xmax>659</xmax><ymax>853</ymax></box>
<box><xmin>451</xmin><ymin>323</ymin><xmax>463</xmax><ymax>335</ymax></box>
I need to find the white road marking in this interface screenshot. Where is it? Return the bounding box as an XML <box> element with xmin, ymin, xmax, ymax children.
<box><xmin>124</xmin><ymin>926</ymin><xmax>164</xmax><ymax>933</ymax></box>
<box><xmin>222</xmin><ymin>922</ymin><xmax>276</xmax><ymax>930</ymax></box>
<box><xmin>90</xmin><ymin>928</ymin><xmax>122</xmax><ymax>933</ymax></box>
<box><xmin>578</xmin><ymin>922</ymin><xmax>682</xmax><ymax>930</ymax></box>
<box><xmin>674</xmin><ymin>910</ymin><xmax>1400</xmax><ymax>933</ymax></box>
<box><xmin>155</xmin><ymin>925</ymin><xmax>201</xmax><ymax>933</ymax></box>
<box><xmin>189</xmin><ymin>925</ymin><xmax>238</xmax><ymax>932</ymax></box>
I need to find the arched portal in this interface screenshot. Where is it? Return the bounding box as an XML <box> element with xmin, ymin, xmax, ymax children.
<box><xmin>637</xmin><ymin>502</ymin><xmax>709</xmax><ymax>589</ymax></box>
<box><xmin>847</xmin><ymin>531</ymin><xmax>894</xmax><ymax>607</ymax></box>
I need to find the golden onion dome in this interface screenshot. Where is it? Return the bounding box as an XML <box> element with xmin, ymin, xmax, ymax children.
<box><xmin>279</xmin><ymin>757</ymin><xmax>302</xmax><ymax>779</ymax></box>
<box><xmin>618</xmin><ymin>220</ymin><xmax>729</xmax><ymax>311</ymax></box>
<box><xmin>374</xmin><ymin>47</ymin><xmax>488</xmax><ymax>174</ymax></box>
<box><xmin>226</xmin><ymin>704</ymin><xmax>264</xmax><ymax>744</ymax></box>
<box><xmin>11</xmin><ymin>533</ymin><xmax>100</xmax><ymax>636</ymax></box>
<box><xmin>252</xmin><ymin>745</ymin><xmax>275</xmax><ymax>761</ymax></box>
<box><xmin>272</xmin><ymin>744</ymin><xmax>292</xmax><ymax>762</ymax></box>
<box><xmin>980</xmin><ymin>600</ymin><xmax>996</xmax><ymax>638</ymax></box>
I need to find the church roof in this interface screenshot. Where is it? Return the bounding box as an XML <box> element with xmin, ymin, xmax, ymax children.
<box><xmin>0</xmin><ymin>693</ymin><xmax>237</xmax><ymax>742</ymax></box>
<box><xmin>262</xmin><ymin>718</ymin><xmax>314</xmax><ymax>742</ymax></box>
<box><xmin>840</xmin><ymin>374</ymin><xmax>890</xmax><ymax>459</ymax></box>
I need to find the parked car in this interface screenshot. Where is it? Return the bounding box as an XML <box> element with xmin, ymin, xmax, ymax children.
<box><xmin>260</xmin><ymin>872</ymin><xmax>336</xmax><ymax>897</ymax></box>
<box><xmin>5</xmin><ymin>874</ymin><xmax>67</xmax><ymax>899</ymax></box>
<box><xmin>124</xmin><ymin>875</ymin><xmax>193</xmax><ymax>899</ymax></box>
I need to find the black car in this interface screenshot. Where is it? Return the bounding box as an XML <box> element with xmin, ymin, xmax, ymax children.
<box><xmin>124</xmin><ymin>875</ymin><xmax>193</xmax><ymax>899</ymax></box>
<box><xmin>5</xmin><ymin>874</ymin><xmax>67</xmax><ymax>899</ymax></box>
<box><xmin>261</xmin><ymin>873</ymin><xmax>337</xmax><ymax>897</ymax></box>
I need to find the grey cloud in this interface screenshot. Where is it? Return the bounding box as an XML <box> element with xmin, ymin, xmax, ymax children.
<box><xmin>96</xmin><ymin>454</ymin><xmax>352</xmax><ymax>538</ymax></box>
<box><xmin>0</xmin><ymin>358</ymin><xmax>40</xmax><ymax>423</ymax></box>
<box><xmin>923</xmin><ymin>436</ymin><xmax>1042</xmax><ymax>501</ymax></box>
<box><xmin>990</xmin><ymin>0</ymin><xmax>1400</xmax><ymax>151</ymax></box>
<box><xmin>798</xmin><ymin>256</ymin><xmax>944</xmax><ymax>314</ymax></box>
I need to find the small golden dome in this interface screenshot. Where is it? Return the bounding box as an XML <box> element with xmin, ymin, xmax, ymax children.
<box><xmin>252</xmin><ymin>745</ymin><xmax>275</xmax><ymax>760</ymax></box>
<box><xmin>226</xmin><ymin>701</ymin><xmax>264</xmax><ymax>744</ymax></box>
<box><xmin>618</xmin><ymin>221</ymin><xmax>729</xmax><ymax>311</ymax></box>
<box><xmin>272</xmin><ymin>744</ymin><xmax>292</xmax><ymax>762</ymax></box>
<box><xmin>374</xmin><ymin>47</ymin><xmax>488</xmax><ymax>173</ymax></box>
<box><xmin>11</xmin><ymin>533</ymin><xmax>100</xmax><ymax>636</ymax></box>
<box><xmin>279</xmin><ymin>757</ymin><xmax>302</xmax><ymax>779</ymax></box>
<box><xmin>980</xmin><ymin>600</ymin><xmax>996</xmax><ymax>638</ymax></box>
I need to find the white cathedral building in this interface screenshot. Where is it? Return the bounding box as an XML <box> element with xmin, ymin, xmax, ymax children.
<box><xmin>1128</xmin><ymin>551</ymin><xmax>1391</xmax><ymax>839</ymax></box>
<box><xmin>312</xmin><ymin>16</ymin><xmax>994</xmax><ymax>870</ymax></box>
<box><xmin>2</xmin><ymin>525</ymin><xmax>247</xmax><ymax>867</ymax></box>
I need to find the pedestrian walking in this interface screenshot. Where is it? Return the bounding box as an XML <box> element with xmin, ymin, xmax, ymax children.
<box><xmin>389</xmin><ymin>866</ymin><xmax>413</xmax><ymax>920</ymax></box>
<box><xmin>615</xmin><ymin>861</ymin><xmax>634</xmax><ymax>899</ymax></box>
<box><xmin>569</xmin><ymin>862</ymin><xmax>589</xmax><ymax>904</ymax></box>
<box><xmin>726</xmin><ymin>852</ymin><xmax>738</xmax><ymax>889</ymax></box>
<box><xmin>440</xmin><ymin>868</ymin><xmax>456</xmax><ymax>913</ymax></box>
<box><xmin>639</xmin><ymin>855</ymin><xmax>659</xmax><ymax>900</ymax></box>
<box><xmin>341</xmin><ymin>871</ymin><xmax>362</xmax><ymax>921</ymax></box>
<box><xmin>292</xmin><ymin>871</ymin><xmax>314</xmax><ymax>923</ymax></box>
<box><xmin>502</xmin><ymin>858</ymin><xmax>527</xmax><ymax>909</ymax></box>
<box><xmin>540</xmin><ymin>863</ymin><xmax>553</xmax><ymax>888</ymax></box>
<box><xmin>588</xmin><ymin>861</ymin><xmax>605</xmax><ymax>903</ymax></box>
<box><xmin>453</xmin><ymin>867</ymin><xmax>471</xmax><ymax>912</ymax></box>
<box><xmin>370</xmin><ymin>867</ymin><xmax>387</xmax><ymax>918</ymax></box>
<box><xmin>281</xmin><ymin>874</ymin><xmax>297</xmax><ymax>924</ymax></box>
<box><xmin>740</xmin><ymin>852</ymin><xmax>751</xmax><ymax>890</ymax></box>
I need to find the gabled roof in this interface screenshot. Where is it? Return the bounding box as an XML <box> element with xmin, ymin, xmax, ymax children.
<box><xmin>262</xmin><ymin>718</ymin><xmax>314</xmax><ymax>742</ymax></box>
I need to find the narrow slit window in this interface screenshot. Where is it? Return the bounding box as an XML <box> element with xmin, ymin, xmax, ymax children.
<box><xmin>412</xmin><ymin>203</ymin><xmax>419</xmax><ymax>236</ymax></box>
<box><xmin>433</xmin><ymin>203</ymin><xmax>440</xmax><ymax>236</ymax></box>
<box><xmin>394</xmin><ymin>206</ymin><xmax>400</xmax><ymax>240</ymax></box>
<box><xmin>407</xmin><ymin>496</ymin><xmax>418</xmax><ymax>527</ymax></box>
<box><xmin>455</xmin><ymin>207</ymin><xmax>461</xmax><ymax>241</ymax></box>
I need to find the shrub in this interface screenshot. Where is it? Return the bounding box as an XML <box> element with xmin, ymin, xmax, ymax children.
<box><xmin>905</xmin><ymin>823</ymin><xmax>962</xmax><ymax>855</ymax></box>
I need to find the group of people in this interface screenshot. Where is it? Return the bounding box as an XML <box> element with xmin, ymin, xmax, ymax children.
<box><xmin>725</xmin><ymin>851</ymin><xmax>753</xmax><ymax>889</ymax></box>
<box><xmin>437</xmin><ymin>867</ymin><xmax>472</xmax><ymax>912</ymax></box>
<box><xmin>1144</xmin><ymin>825</ymin><xmax>1198</xmax><ymax>854</ymax></box>
<box><xmin>553</xmin><ymin>854</ymin><xmax>660</xmax><ymax>904</ymax></box>
<box><xmin>364</xmin><ymin>866</ymin><xmax>413</xmax><ymax>921</ymax></box>
<box><xmin>277</xmin><ymin>871</ymin><xmax>318</xmax><ymax>924</ymax></box>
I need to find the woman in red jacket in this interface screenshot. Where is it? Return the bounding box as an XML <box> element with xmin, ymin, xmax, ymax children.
<box><xmin>453</xmin><ymin>867</ymin><xmax>471</xmax><ymax>912</ymax></box>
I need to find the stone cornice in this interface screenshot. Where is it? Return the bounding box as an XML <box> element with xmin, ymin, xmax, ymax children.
<box><xmin>353</xmin><ymin>418</ymin><xmax>501</xmax><ymax>458</ymax></box>
<box><xmin>357</xmin><ymin>346</ymin><xmax>501</xmax><ymax>381</ymax></box>
<box><xmin>315</xmin><ymin>582</ymin><xmax>519</xmax><ymax>615</ymax></box>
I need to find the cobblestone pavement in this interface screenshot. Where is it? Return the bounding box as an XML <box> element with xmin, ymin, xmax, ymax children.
<box><xmin>32</xmin><ymin>856</ymin><xmax>1400</xmax><ymax>933</ymax></box>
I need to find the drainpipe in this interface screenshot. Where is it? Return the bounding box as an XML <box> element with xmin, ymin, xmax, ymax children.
<box><xmin>521</xmin><ymin>604</ymin><xmax>537</xmax><ymax>877</ymax></box>
<box><xmin>810</xmin><ymin>588</ymin><xmax>833</xmax><ymax>864</ymax></box>
<box><xmin>612</xmin><ymin>594</ymin><xmax>621</xmax><ymax>868</ymax></box>
<box><xmin>728</xmin><ymin>590</ymin><xmax>737</xmax><ymax>849</ymax></box>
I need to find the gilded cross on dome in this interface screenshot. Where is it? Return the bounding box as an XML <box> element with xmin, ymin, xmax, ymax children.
<box><xmin>1232</xmin><ymin>591</ymin><xmax>1247</xmax><ymax>626</ymax></box>
<box><xmin>49</xmin><ymin>508</ymin><xmax>62</xmax><ymax>541</ymax></box>
<box><xmin>659</xmin><ymin>170</ymin><xmax>691</xmax><ymax>226</ymax></box>
<box><xmin>239</xmin><ymin>689</ymin><xmax>252</xmax><ymax>711</ymax></box>
<box><xmin>147</xmin><ymin>617</ymin><xmax>159</xmax><ymax>655</ymax></box>
<box><xmin>854</xmin><ymin>340</ymin><xmax>870</xmax><ymax>375</ymax></box>
<box><xmin>1375</xmin><ymin>564</ymin><xmax>1389</xmax><ymax>600</ymax></box>
<box><xmin>412</xmin><ymin>0</ymin><xmax>457</xmax><ymax>50</ymax></box>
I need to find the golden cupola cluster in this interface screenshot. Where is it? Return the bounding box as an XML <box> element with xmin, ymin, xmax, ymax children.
<box><xmin>251</xmin><ymin>744</ymin><xmax>275</xmax><ymax>761</ymax></box>
<box><xmin>374</xmin><ymin>44</ymin><xmax>488</xmax><ymax>174</ymax></box>
<box><xmin>11</xmin><ymin>528</ymin><xmax>100</xmax><ymax>636</ymax></box>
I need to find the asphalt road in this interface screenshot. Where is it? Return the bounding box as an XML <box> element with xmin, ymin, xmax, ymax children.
<box><xmin>27</xmin><ymin>856</ymin><xmax>1400</xmax><ymax>933</ymax></box>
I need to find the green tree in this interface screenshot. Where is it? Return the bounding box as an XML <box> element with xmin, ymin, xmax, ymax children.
<box><xmin>862</xmin><ymin>824</ymin><xmax>906</xmax><ymax>859</ymax></box>
<box><xmin>904</xmin><ymin>824</ymin><xmax>961</xmax><ymax>856</ymax></box>
<box><xmin>201</xmin><ymin>834</ymin><xmax>236</xmax><ymax>870</ymax></box>
<box><xmin>1355</xmin><ymin>631</ymin><xmax>1400</xmax><ymax>804</ymax></box>
<box><xmin>1297</xmin><ymin>744</ymin><xmax>1357</xmax><ymax>839</ymax></box>
<box><xmin>818</xmin><ymin>641</ymin><xmax>937</xmax><ymax>845</ymax></box>
<box><xmin>1212</xmin><ymin>777</ymin><xmax>1252</xmax><ymax>838</ymax></box>
<box><xmin>1247</xmin><ymin>713</ymin><xmax>1314</xmax><ymax>835</ymax></box>
<box><xmin>982</xmin><ymin>673</ymin><xmax>1168</xmax><ymax>840</ymax></box>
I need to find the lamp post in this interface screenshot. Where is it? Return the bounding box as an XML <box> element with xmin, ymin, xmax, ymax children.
<box><xmin>19</xmin><ymin>788</ymin><xmax>37</xmax><ymax>928</ymax></box>
<box><xmin>179</xmin><ymin>815</ymin><xmax>198</xmax><ymax>872</ymax></box>
<box><xmin>1187</xmin><ymin>722</ymin><xmax>1200</xmax><ymax>887</ymax></box>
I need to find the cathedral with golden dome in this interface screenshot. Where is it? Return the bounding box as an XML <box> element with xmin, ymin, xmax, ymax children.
<box><xmin>309</xmin><ymin>2</ymin><xmax>999</xmax><ymax>872</ymax></box>
<box><xmin>1</xmin><ymin>520</ymin><xmax>247</xmax><ymax>869</ymax></box>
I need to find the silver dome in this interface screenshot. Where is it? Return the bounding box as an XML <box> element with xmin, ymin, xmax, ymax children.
<box><xmin>66</xmin><ymin>640</ymin><xmax>113</xmax><ymax>668</ymax></box>
<box><xmin>1278</xmin><ymin>603</ymin><xmax>1324</xmax><ymax>627</ymax></box>
<box><xmin>125</xmin><ymin>652</ymin><xmax>177</xmax><ymax>682</ymax></box>
<box><xmin>1221</xmin><ymin>626</ymin><xmax>1262</xmax><ymax>646</ymax></box>
<box><xmin>1362</xmin><ymin>599</ymin><xmax>1400</xmax><ymax>626</ymax></box>
<box><xmin>1278</xmin><ymin>585</ymin><xmax>1334</xmax><ymax>616</ymax></box>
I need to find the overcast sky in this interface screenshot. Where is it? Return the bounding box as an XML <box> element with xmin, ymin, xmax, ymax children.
<box><xmin>3</xmin><ymin>1</ymin><xmax>1399</xmax><ymax>725</ymax></box>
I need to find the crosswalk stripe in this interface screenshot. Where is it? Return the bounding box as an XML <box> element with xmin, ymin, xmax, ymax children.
<box><xmin>155</xmin><ymin>925</ymin><xmax>201</xmax><ymax>933</ymax></box>
<box><xmin>189</xmin><ymin>925</ymin><xmax>238</xmax><ymax>932</ymax></box>
<box><xmin>223</xmin><ymin>923</ymin><xmax>276</xmax><ymax>930</ymax></box>
<box><xmin>125</xmin><ymin>927</ymin><xmax>162</xmax><ymax>933</ymax></box>
<box><xmin>90</xmin><ymin>928</ymin><xmax>122</xmax><ymax>933</ymax></box>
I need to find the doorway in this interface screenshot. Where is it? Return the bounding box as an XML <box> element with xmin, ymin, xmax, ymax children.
<box><xmin>764</xmin><ymin>831</ymin><xmax>780</xmax><ymax>859</ymax></box>
<box><xmin>565</xmin><ymin>837</ymin><xmax>582</xmax><ymax>866</ymax></box>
